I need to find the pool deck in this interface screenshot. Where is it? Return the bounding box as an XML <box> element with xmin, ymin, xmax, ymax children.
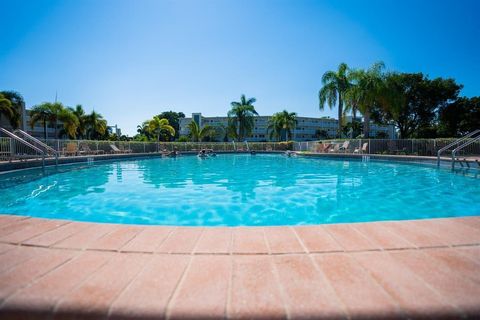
<box><xmin>0</xmin><ymin>215</ymin><xmax>479</xmax><ymax>319</ymax></box>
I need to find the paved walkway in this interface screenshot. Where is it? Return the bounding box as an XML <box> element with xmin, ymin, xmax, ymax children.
<box><xmin>0</xmin><ymin>214</ymin><xmax>479</xmax><ymax>319</ymax></box>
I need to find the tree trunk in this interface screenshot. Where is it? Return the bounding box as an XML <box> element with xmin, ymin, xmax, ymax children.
<box><xmin>363</xmin><ymin>110</ymin><xmax>371</xmax><ymax>138</ymax></box>
<box><xmin>338</xmin><ymin>95</ymin><xmax>343</xmax><ymax>138</ymax></box>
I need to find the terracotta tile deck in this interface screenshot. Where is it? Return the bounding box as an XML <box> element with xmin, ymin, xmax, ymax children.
<box><xmin>0</xmin><ymin>214</ymin><xmax>479</xmax><ymax>319</ymax></box>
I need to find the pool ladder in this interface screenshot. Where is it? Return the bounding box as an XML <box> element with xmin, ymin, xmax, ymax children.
<box><xmin>0</xmin><ymin>127</ymin><xmax>47</xmax><ymax>169</ymax></box>
<box><xmin>437</xmin><ymin>129</ymin><xmax>480</xmax><ymax>169</ymax></box>
<box><xmin>14</xmin><ymin>129</ymin><xmax>59</xmax><ymax>167</ymax></box>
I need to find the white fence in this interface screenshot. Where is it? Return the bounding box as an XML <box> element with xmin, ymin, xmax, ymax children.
<box><xmin>0</xmin><ymin>139</ymin><xmax>294</xmax><ymax>160</ymax></box>
<box><xmin>294</xmin><ymin>139</ymin><xmax>480</xmax><ymax>157</ymax></box>
<box><xmin>2</xmin><ymin>137</ymin><xmax>479</xmax><ymax>161</ymax></box>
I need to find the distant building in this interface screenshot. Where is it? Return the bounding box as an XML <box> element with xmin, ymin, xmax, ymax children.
<box><xmin>179</xmin><ymin>113</ymin><xmax>396</xmax><ymax>142</ymax></box>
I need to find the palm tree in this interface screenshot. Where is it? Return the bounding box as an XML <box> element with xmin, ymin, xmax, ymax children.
<box><xmin>29</xmin><ymin>103</ymin><xmax>52</xmax><ymax>140</ymax></box>
<box><xmin>147</xmin><ymin>116</ymin><xmax>175</xmax><ymax>141</ymax></box>
<box><xmin>267</xmin><ymin>110</ymin><xmax>297</xmax><ymax>141</ymax></box>
<box><xmin>69</xmin><ymin>105</ymin><xmax>87</xmax><ymax>138</ymax></box>
<box><xmin>343</xmin><ymin>68</ymin><xmax>364</xmax><ymax>121</ymax></box>
<box><xmin>85</xmin><ymin>111</ymin><xmax>107</xmax><ymax>140</ymax></box>
<box><xmin>47</xmin><ymin>102</ymin><xmax>64</xmax><ymax>138</ymax></box>
<box><xmin>0</xmin><ymin>93</ymin><xmax>16</xmax><ymax>128</ymax></box>
<box><xmin>228</xmin><ymin>94</ymin><xmax>258</xmax><ymax>141</ymax></box>
<box><xmin>58</xmin><ymin>108</ymin><xmax>79</xmax><ymax>139</ymax></box>
<box><xmin>187</xmin><ymin>121</ymin><xmax>216</xmax><ymax>142</ymax></box>
<box><xmin>319</xmin><ymin>63</ymin><xmax>351</xmax><ymax>137</ymax></box>
<box><xmin>0</xmin><ymin>91</ymin><xmax>24</xmax><ymax>129</ymax></box>
<box><xmin>346</xmin><ymin>62</ymin><xmax>385</xmax><ymax>138</ymax></box>
<box><xmin>29</xmin><ymin>102</ymin><xmax>66</xmax><ymax>139</ymax></box>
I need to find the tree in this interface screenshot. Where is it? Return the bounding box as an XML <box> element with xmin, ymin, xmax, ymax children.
<box><xmin>438</xmin><ymin>97</ymin><xmax>480</xmax><ymax>137</ymax></box>
<box><xmin>69</xmin><ymin>105</ymin><xmax>87</xmax><ymax>138</ymax></box>
<box><xmin>58</xmin><ymin>108</ymin><xmax>79</xmax><ymax>139</ymax></box>
<box><xmin>47</xmin><ymin>102</ymin><xmax>64</xmax><ymax>138</ymax></box>
<box><xmin>136</xmin><ymin>121</ymin><xmax>155</xmax><ymax>141</ymax></box>
<box><xmin>29</xmin><ymin>103</ymin><xmax>52</xmax><ymax>140</ymax></box>
<box><xmin>228</xmin><ymin>94</ymin><xmax>258</xmax><ymax>141</ymax></box>
<box><xmin>147</xmin><ymin>116</ymin><xmax>175</xmax><ymax>141</ymax></box>
<box><xmin>319</xmin><ymin>63</ymin><xmax>351</xmax><ymax>137</ymax></box>
<box><xmin>376</xmin><ymin>73</ymin><xmax>462</xmax><ymax>138</ymax></box>
<box><xmin>267</xmin><ymin>110</ymin><xmax>297</xmax><ymax>141</ymax></box>
<box><xmin>187</xmin><ymin>120</ymin><xmax>216</xmax><ymax>142</ymax></box>
<box><xmin>85</xmin><ymin>111</ymin><xmax>107</xmax><ymax>140</ymax></box>
<box><xmin>0</xmin><ymin>91</ymin><xmax>24</xmax><ymax>129</ymax></box>
<box><xmin>0</xmin><ymin>93</ymin><xmax>16</xmax><ymax>128</ymax></box>
<box><xmin>345</xmin><ymin>62</ymin><xmax>386</xmax><ymax>138</ymax></box>
<box><xmin>342</xmin><ymin>120</ymin><xmax>362</xmax><ymax>138</ymax></box>
<box><xmin>156</xmin><ymin>111</ymin><xmax>185</xmax><ymax>140</ymax></box>
<box><xmin>314</xmin><ymin>129</ymin><xmax>329</xmax><ymax>140</ymax></box>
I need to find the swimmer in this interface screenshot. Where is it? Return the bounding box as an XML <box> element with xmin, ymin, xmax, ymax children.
<box><xmin>198</xmin><ymin>149</ymin><xmax>208</xmax><ymax>158</ymax></box>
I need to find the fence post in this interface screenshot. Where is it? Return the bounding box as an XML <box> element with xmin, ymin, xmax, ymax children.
<box><xmin>368</xmin><ymin>139</ymin><xmax>371</xmax><ymax>154</ymax></box>
<box><xmin>9</xmin><ymin>138</ymin><xmax>13</xmax><ymax>158</ymax></box>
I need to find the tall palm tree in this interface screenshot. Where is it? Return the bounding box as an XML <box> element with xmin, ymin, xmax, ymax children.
<box><xmin>0</xmin><ymin>93</ymin><xmax>16</xmax><ymax>128</ymax></box>
<box><xmin>319</xmin><ymin>63</ymin><xmax>351</xmax><ymax>137</ymax></box>
<box><xmin>187</xmin><ymin>121</ymin><xmax>216</xmax><ymax>142</ymax></box>
<box><xmin>47</xmin><ymin>102</ymin><xmax>64</xmax><ymax>138</ymax></box>
<box><xmin>69</xmin><ymin>105</ymin><xmax>87</xmax><ymax>138</ymax></box>
<box><xmin>346</xmin><ymin>62</ymin><xmax>385</xmax><ymax>138</ymax></box>
<box><xmin>29</xmin><ymin>103</ymin><xmax>52</xmax><ymax>140</ymax></box>
<box><xmin>85</xmin><ymin>111</ymin><xmax>107</xmax><ymax>140</ymax></box>
<box><xmin>267</xmin><ymin>110</ymin><xmax>297</xmax><ymax>141</ymax></box>
<box><xmin>147</xmin><ymin>116</ymin><xmax>175</xmax><ymax>141</ymax></box>
<box><xmin>228</xmin><ymin>94</ymin><xmax>258</xmax><ymax>141</ymax></box>
<box><xmin>343</xmin><ymin>68</ymin><xmax>364</xmax><ymax>121</ymax></box>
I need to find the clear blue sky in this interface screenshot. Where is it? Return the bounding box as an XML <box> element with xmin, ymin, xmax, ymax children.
<box><xmin>1</xmin><ymin>0</ymin><xmax>479</xmax><ymax>135</ymax></box>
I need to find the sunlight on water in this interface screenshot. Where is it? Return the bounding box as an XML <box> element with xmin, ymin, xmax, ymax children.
<box><xmin>0</xmin><ymin>154</ymin><xmax>479</xmax><ymax>226</ymax></box>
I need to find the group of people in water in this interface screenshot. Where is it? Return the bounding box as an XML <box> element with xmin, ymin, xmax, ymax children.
<box><xmin>197</xmin><ymin>149</ymin><xmax>217</xmax><ymax>158</ymax></box>
<box><xmin>161</xmin><ymin>148</ymin><xmax>180</xmax><ymax>158</ymax></box>
<box><xmin>160</xmin><ymin>148</ymin><xmax>296</xmax><ymax>158</ymax></box>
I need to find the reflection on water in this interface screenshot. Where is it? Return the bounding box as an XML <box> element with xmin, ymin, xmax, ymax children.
<box><xmin>0</xmin><ymin>154</ymin><xmax>479</xmax><ymax>226</ymax></box>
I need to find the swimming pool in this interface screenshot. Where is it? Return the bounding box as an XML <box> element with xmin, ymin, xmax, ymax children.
<box><xmin>0</xmin><ymin>154</ymin><xmax>478</xmax><ymax>226</ymax></box>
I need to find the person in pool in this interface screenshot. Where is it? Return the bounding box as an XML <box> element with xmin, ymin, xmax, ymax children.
<box><xmin>198</xmin><ymin>149</ymin><xmax>208</xmax><ymax>158</ymax></box>
<box><xmin>168</xmin><ymin>147</ymin><xmax>179</xmax><ymax>158</ymax></box>
<box><xmin>206</xmin><ymin>149</ymin><xmax>217</xmax><ymax>157</ymax></box>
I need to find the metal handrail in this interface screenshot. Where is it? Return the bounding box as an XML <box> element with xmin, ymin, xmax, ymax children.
<box><xmin>451</xmin><ymin>134</ymin><xmax>480</xmax><ymax>169</ymax></box>
<box><xmin>14</xmin><ymin>129</ymin><xmax>58</xmax><ymax>154</ymax></box>
<box><xmin>437</xmin><ymin>129</ymin><xmax>480</xmax><ymax>167</ymax></box>
<box><xmin>0</xmin><ymin>127</ymin><xmax>46</xmax><ymax>168</ymax></box>
<box><xmin>14</xmin><ymin>129</ymin><xmax>59</xmax><ymax>166</ymax></box>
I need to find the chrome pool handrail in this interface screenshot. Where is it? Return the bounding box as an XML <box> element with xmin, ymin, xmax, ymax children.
<box><xmin>437</xmin><ymin>129</ymin><xmax>480</xmax><ymax>167</ymax></box>
<box><xmin>0</xmin><ymin>127</ymin><xmax>46</xmax><ymax>168</ymax></box>
<box><xmin>14</xmin><ymin>129</ymin><xmax>59</xmax><ymax>166</ymax></box>
<box><xmin>451</xmin><ymin>134</ymin><xmax>480</xmax><ymax>169</ymax></box>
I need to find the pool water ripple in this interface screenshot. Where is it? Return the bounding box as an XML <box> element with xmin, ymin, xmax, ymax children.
<box><xmin>0</xmin><ymin>154</ymin><xmax>479</xmax><ymax>226</ymax></box>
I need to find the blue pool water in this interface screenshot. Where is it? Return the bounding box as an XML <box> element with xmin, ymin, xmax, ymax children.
<box><xmin>0</xmin><ymin>154</ymin><xmax>478</xmax><ymax>226</ymax></box>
